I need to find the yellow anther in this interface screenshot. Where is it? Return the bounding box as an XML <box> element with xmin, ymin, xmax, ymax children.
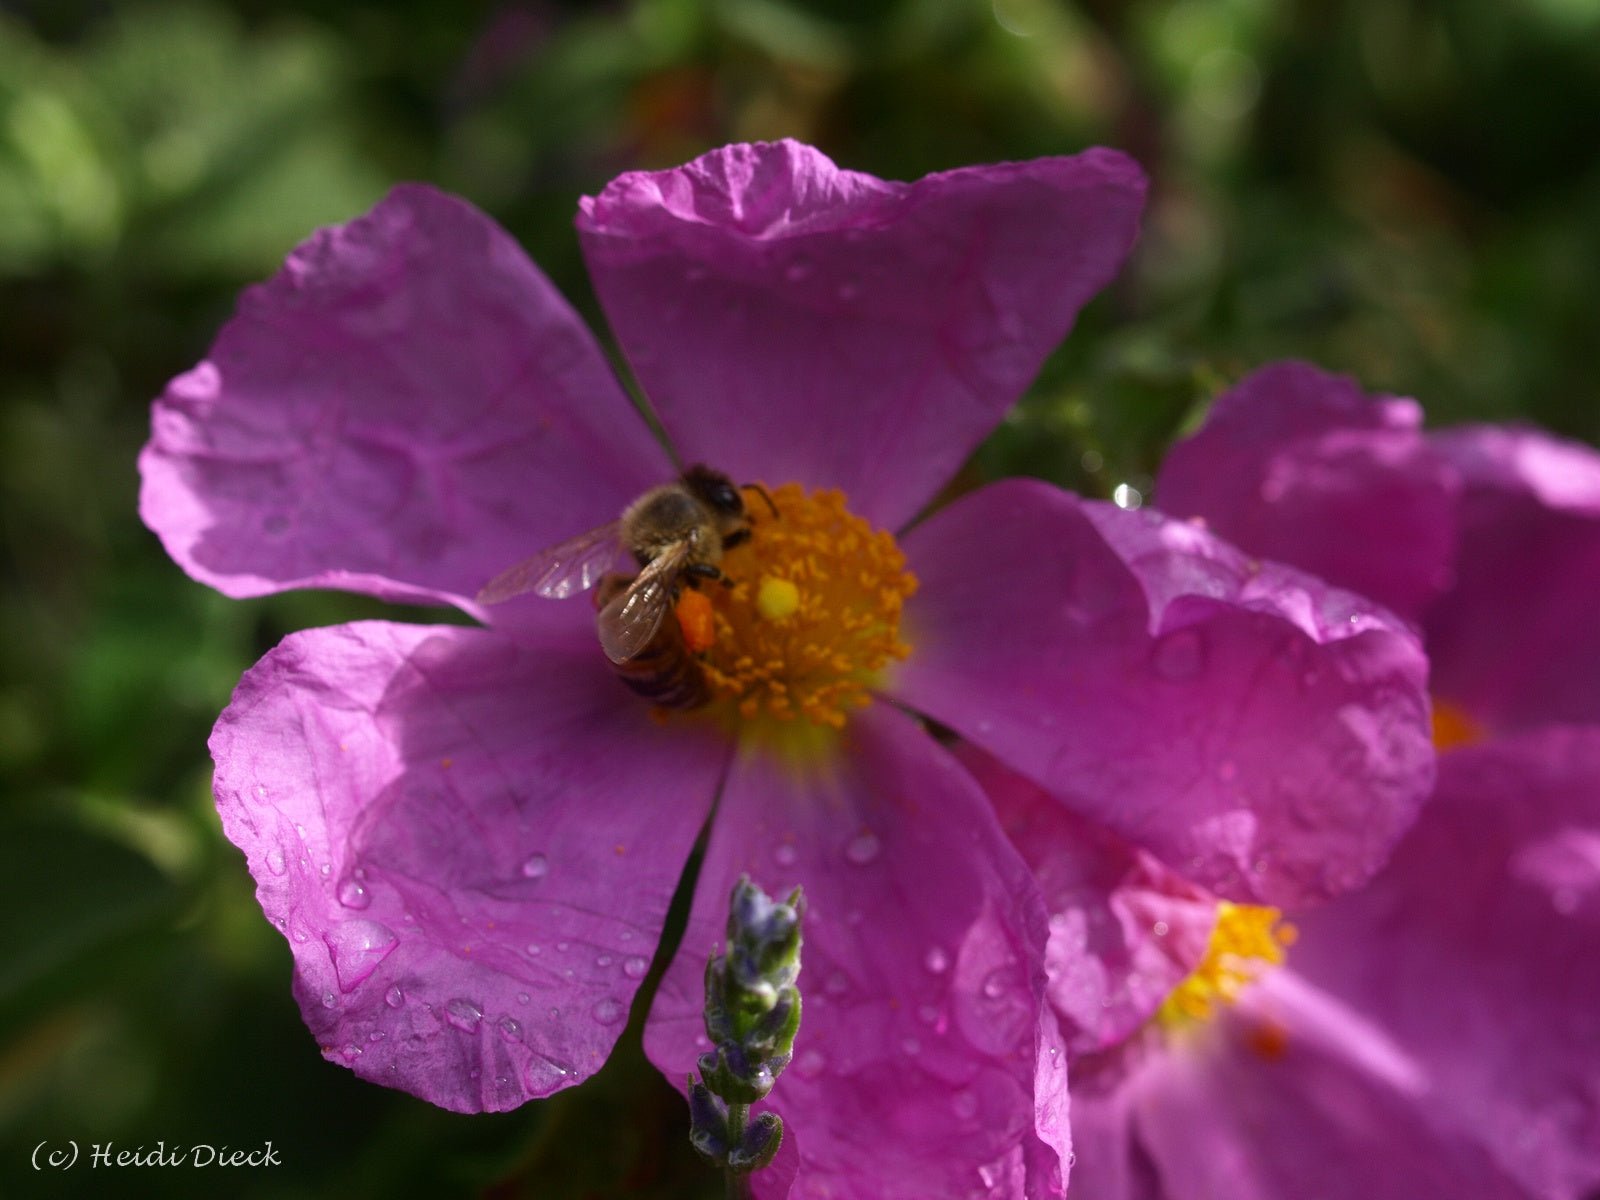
<box><xmin>1157</xmin><ymin>902</ymin><xmax>1295</xmax><ymax>1027</ymax></box>
<box><xmin>700</xmin><ymin>483</ymin><xmax>917</xmax><ymax>730</ymax></box>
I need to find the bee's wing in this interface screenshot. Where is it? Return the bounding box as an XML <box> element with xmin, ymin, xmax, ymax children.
<box><xmin>476</xmin><ymin>520</ymin><xmax>624</xmax><ymax>605</ymax></box>
<box><xmin>596</xmin><ymin>544</ymin><xmax>689</xmax><ymax>663</ymax></box>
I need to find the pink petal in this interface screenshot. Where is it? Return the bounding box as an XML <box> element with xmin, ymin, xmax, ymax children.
<box><xmin>892</xmin><ymin>480</ymin><xmax>1434</xmax><ymax>906</ymax></box>
<box><xmin>1290</xmin><ymin>728</ymin><xmax>1600</xmax><ymax>1198</ymax></box>
<box><xmin>1425</xmin><ymin>426</ymin><xmax>1600</xmax><ymax>731</ymax></box>
<box><xmin>958</xmin><ymin>745</ymin><xmax>1217</xmax><ymax>1057</ymax></box>
<box><xmin>140</xmin><ymin>184</ymin><xmax>670</xmax><ymax>610</ymax></box>
<box><xmin>1072</xmin><ymin>971</ymin><xmax>1532</xmax><ymax>1200</ymax></box>
<box><xmin>577</xmin><ymin>140</ymin><xmax>1145</xmax><ymax>530</ymax></box>
<box><xmin>1153</xmin><ymin>361</ymin><xmax>1460</xmax><ymax>621</ymax></box>
<box><xmin>211</xmin><ymin>621</ymin><xmax>728</xmax><ymax>1112</ymax></box>
<box><xmin>643</xmin><ymin>705</ymin><xmax>1069</xmax><ymax>1199</ymax></box>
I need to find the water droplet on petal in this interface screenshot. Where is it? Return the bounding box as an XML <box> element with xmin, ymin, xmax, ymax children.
<box><xmin>265</xmin><ymin>848</ymin><xmax>286</xmax><ymax>875</ymax></box>
<box><xmin>446</xmin><ymin>998</ymin><xmax>483</xmax><ymax>1032</ymax></box>
<box><xmin>785</xmin><ymin>256</ymin><xmax>813</xmax><ymax>283</ymax></box>
<box><xmin>592</xmin><ymin>998</ymin><xmax>625</xmax><ymax>1025</ymax></box>
<box><xmin>337</xmin><ymin>878</ymin><xmax>371</xmax><ymax>909</ymax></box>
<box><xmin>953</xmin><ymin>1090</ymin><xmax>978</xmax><ymax>1121</ymax></box>
<box><xmin>596</xmin><ymin>954</ymin><xmax>613</xmax><ymax>968</ymax></box>
<box><xmin>368</xmin><ymin>1029</ymin><xmax>386</xmax><ymax>1042</ymax></box>
<box><xmin>321</xmin><ymin>991</ymin><xmax>337</xmax><ymax>1009</ymax></box>
<box><xmin>924</xmin><ymin>946</ymin><xmax>950</xmax><ymax>975</ymax></box>
<box><xmin>773</xmin><ymin>843</ymin><xmax>798</xmax><ymax>867</ymax></box>
<box><xmin>1152</xmin><ymin>629</ymin><xmax>1205</xmax><ymax>681</ymax></box>
<box><xmin>527</xmin><ymin>943</ymin><xmax>542</xmax><ymax>956</ymax></box>
<box><xmin>795</xmin><ymin>1048</ymin><xmax>826</xmax><ymax>1079</ymax></box>
<box><xmin>385</xmin><ymin>986</ymin><xmax>404</xmax><ymax>1008</ymax></box>
<box><xmin>982</xmin><ymin>969</ymin><xmax>1009</xmax><ymax>1000</ymax></box>
<box><xmin>899</xmin><ymin>1036</ymin><xmax>921</xmax><ymax>1056</ymax></box>
<box><xmin>917</xmin><ymin>1004</ymin><xmax>940</xmax><ymax>1025</ymax></box>
<box><xmin>319</xmin><ymin>862</ymin><xmax>332</xmax><ymax>878</ymax></box>
<box><xmin>1153</xmin><ymin>920</ymin><xmax>1169</xmax><ymax>937</ymax></box>
<box><xmin>341</xmin><ymin>1043</ymin><xmax>361</xmax><ymax>1061</ymax></box>
<box><xmin>622</xmin><ymin>955</ymin><xmax>649</xmax><ymax>979</ymax></box>
<box><xmin>844</xmin><ymin>831</ymin><xmax>881</xmax><ymax>865</ymax></box>
<box><xmin>324</xmin><ymin>919</ymin><xmax>398</xmax><ymax>991</ymax></box>
<box><xmin>498</xmin><ymin>1016</ymin><xmax>523</xmax><ymax>1042</ymax></box>
<box><xmin>516</xmin><ymin>991</ymin><xmax>530</xmax><ymax>1004</ymax></box>
<box><xmin>556</xmin><ymin>941</ymin><xmax>570</xmax><ymax>953</ymax></box>
<box><xmin>520</xmin><ymin>853</ymin><xmax>549</xmax><ymax>880</ymax></box>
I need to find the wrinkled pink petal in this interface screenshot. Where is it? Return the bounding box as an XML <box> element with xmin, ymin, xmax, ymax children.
<box><xmin>892</xmin><ymin>479</ymin><xmax>1434</xmax><ymax>906</ymax></box>
<box><xmin>578</xmin><ymin>140</ymin><xmax>1145</xmax><ymax>531</ymax></box>
<box><xmin>1291</xmin><ymin>728</ymin><xmax>1600</xmax><ymax>1198</ymax></box>
<box><xmin>643</xmin><ymin>705</ymin><xmax>1069</xmax><ymax>1199</ymax></box>
<box><xmin>1426</xmin><ymin>427</ymin><xmax>1600</xmax><ymax>731</ymax></box>
<box><xmin>140</xmin><ymin>184</ymin><xmax>670</xmax><ymax>611</ymax></box>
<box><xmin>1069</xmin><ymin>971</ymin><xmax>1533</xmax><ymax>1200</ymax></box>
<box><xmin>1154</xmin><ymin>361</ymin><xmax>1458</xmax><ymax>621</ymax></box>
<box><xmin>958</xmin><ymin>745</ymin><xmax>1216</xmax><ymax>1057</ymax></box>
<box><xmin>211</xmin><ymin>621</ymin><xmax>727</xmax><ymax>1112</ymax></box>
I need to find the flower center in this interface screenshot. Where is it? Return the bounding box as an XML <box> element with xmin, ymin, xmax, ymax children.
<box><xmin>697</xmin><ymin>483</ymin><xmax>916</xmax><ymax>730</ymax></box>
<box><xmin>1156</xmin><ymin>902</ymin><xmax>1295</xmax><ymax>1027</ymax></box>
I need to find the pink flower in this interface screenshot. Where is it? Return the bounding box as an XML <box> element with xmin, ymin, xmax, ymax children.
<box><xmin>139</xmin><ymin>149</ymin><xmax>1434</xmax><ymax>1198</ymax></box>
<box><xmin>1020</xmin><ymin>361</ymin><xmax>1600</xmax><ymax>1199</ymax></box>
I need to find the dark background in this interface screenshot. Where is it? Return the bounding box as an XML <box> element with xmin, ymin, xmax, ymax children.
<box><xmin>4</xmin><ymin>1</ymin><xmax>1598</xmax><ymax>1195</ymax></box>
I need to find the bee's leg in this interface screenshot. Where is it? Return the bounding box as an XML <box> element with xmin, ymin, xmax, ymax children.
<box><xmin>721</xmin><ymin>528</ymin><xmax>752</xmax><ymax>550</ymax></box>
<box><xmin>594</xmin><ymin>571</ymin><xmax>637</xmax><ymax>611</ymax></box>
<box><xmin>685</xmin><ymin>563</ymin><xmax>735</xmax><ymax>590</ymax></box>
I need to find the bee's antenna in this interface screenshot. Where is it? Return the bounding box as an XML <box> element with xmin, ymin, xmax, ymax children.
<box><xmin>744</xmin><ymin>482</ymin><xmax>780</xmax><ymax>519</ymax></box>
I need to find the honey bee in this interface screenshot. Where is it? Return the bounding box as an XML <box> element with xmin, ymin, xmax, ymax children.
<box><xmin>477</xmin><ymin>465</ymin><xmax>773</xmax><ymax>708</ymax></box>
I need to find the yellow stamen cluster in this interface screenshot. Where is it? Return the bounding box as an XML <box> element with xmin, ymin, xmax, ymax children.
<box><xmin>1157</xmin><ymin>902</ymin><xmax>1296</xmax><ymax>1026</ymax></box>
<box><xmin>701</xmin><ymin>483</ymin><xmax>916</xmax><ymax>728</ymax></box>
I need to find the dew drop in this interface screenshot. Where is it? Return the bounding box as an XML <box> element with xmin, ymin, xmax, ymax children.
<box><xmin>337</xmin><ymin>878</ymin><xmax>371</xmax><ymax>909</ymax></box>
<box><xmin>773</xmin><ymin>843</ymin><xmax>798</xmax><ymax>867</ymax></box>
<box><xmin>1153</xmin><ymin>920</ymin><xmax>1169</xmax><ymax>937</ymax></box>
<box><xmin>622</xmin><ymin>955</ymin><xmax>649</xmax><ymax>979</ymax></box>
<box><xmin>292</xmin><ymin>929</ymin><xmax>308</xmax><ymax>943</ymax></box>
<box><xmin>321</xmin><ymin>991</ymin><xmax>337</xmax><ymax>1009</ymax></box>
<box><xmin>324</xmin><ymin>918</ymin><xmax>399</xmax><ymax>991</ymax></box>
<box><xmin>785</xmin><ymin>256</ymin><xmax>813</xmax><ymax>283</ymax></box>
<box><xmin>265</xmin><ymin>848</ymin><xmax>286</xmax><ymax>875</ymax></box>
<box><xmin>924</xmin><ymin>946</ymin><xmax>950</xmax><ymax>975</ymax></box>
<box><xmin>899</xmin><ymin>1036</ymin><xmax>921</xmax><ymax>1056</ymax></box>
<box><xmin>592</xmin><ymin>997</ymin><xmax>625</xmax><ymax>1025</ymax></box>
<box><xmin>516</xmin><ymin>992</ymin><xmax>530</xmax><ymax>1005</ymax></box>
<box><xmin>596</xmin><ymin>954</ymin><xmax>613</xmax><ymax>968</ymax></box>
<box><xmin>1112</xmin><ymin>482</ymin><xmax>1144</xmax><ymax>510</ymax></box>
<box><xmin>341</xmin><ymin>1044</ymin><xmax>360</xmax><ymax>1061</ymax></box>
<box><xmin>1152</xmin><ymin>629</ymin><xmax>1205</xmax><ymax>681</ymax></box>
<box><xmin>385</xmin><ymin>985</ymin><xmax>404</xmax><ymax>1008</ymax></box>
<box><xmin>981</xmin><ymin>968</ymin><xmax>1009</xmax><ymax>1000</ymax></box>
<box><xmin>794</xmin><ymin>1048</ymin><xmax>826</xmax><ymax>1079</ymax></box>
<box><xmin>498</xmin><ymin>1016</ymin><xmax>523</xmax><ymax>1042</ymax></box>
<box><xmin>844</xmin><ymin>830</ymin><xmax>882</xmax><ymax>866</ymax></box>
<box><xmin>556</xmin><ymin>941</ymin><xmax>570</xmax><ymax>953</ymax></box>
<box><xmin>917</xmin><ymin>1004</ymin><xmax>940</xmax><ymax>1025</ymax></box>
<box><xmin>1217</xmin><ymin>759</ymin><xmax>1238</xmax><ymax>783</ymax></box>
<box><xmin>368</xmin><ymin>1030</ymin><xmax>386</xmax><ymax>1042</ymax></box>
<box><xmin>527</xmin><ymin>943</ymin><xmax>542</xmax><ymax>957</ymax></box>
<box><xmin>446</xmin><ymin>998</ymin><xmax>483</xmax><ymax>1031</ymax></box>
<box><xmin>319</xmin><ymin>862</ymin><xmax>332</xmax><ymax>878</ymax></box>
<box><xmin>953</xmin><ymin>1090</ymin><xmax>979</xmax><ymax>1121</ymax></box>
<box><xmin>520</xmin><ymin>853</ymin><xmax>549</xmax><ymax>880</ymax></box>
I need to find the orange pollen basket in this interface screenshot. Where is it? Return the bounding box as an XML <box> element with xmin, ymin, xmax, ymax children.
<box><xmin>697</xmin><ymin>482</ymin><xmax>917</xmax><ymax>729</ymax></box>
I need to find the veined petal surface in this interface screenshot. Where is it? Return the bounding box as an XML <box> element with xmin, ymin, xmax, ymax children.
<box><xmin>643</xmin><ymin>705</ymin><xmax>1070</xmax><ymax>1199</ymax></box>
<box><xmin>578</xmin><ymin>140</ymin><xmax>1145</xmax><ymax>531</ymax></box>
<box><xmin>893</xmin><ymin>480</ymin><xmax>1434</xmax><ymax>906</ymax></box>
<box><xmin>211</xmin><ymin>621</ymin><xmax>727</xmax><ymax>1112</ymax></box>
<box><xmin>141</xmin><ymin>184</ymin><xmax>669</xmax><ymax>611</ymax></box>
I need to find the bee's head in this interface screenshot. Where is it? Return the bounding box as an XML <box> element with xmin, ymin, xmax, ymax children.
<box><xmin>684</xmin><ymin>465</ymin><xmax>746</xmax><ymax>517</ymax></box>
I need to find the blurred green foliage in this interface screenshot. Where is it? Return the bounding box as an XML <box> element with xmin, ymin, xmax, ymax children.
<box><xmin>3</xmin><ymin>0</ymin><xmax>1598</xmax><ymax>1195</ymax></box>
